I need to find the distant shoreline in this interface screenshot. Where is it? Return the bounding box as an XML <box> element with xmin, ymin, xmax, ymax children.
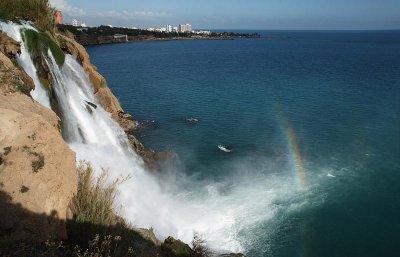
<box><xmin>57</xmin><ymin>24</ymin><xmax>260</xmax><ymax>46</ymax></box>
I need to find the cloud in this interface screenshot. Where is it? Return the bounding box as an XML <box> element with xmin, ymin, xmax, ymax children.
<box><xmin>92</xmin><ymin>10</ymin><xmax>171</xmax><ymax>19</ymax></box>
<box><xmin>49</xmin><ymin>0</ymin><xmax>86</xmax><ymax>17</ymax></box>
<box><xmin>49</xmin><ymin>0</ymin><xmax>170</xmax><ymax>23</ymax></box>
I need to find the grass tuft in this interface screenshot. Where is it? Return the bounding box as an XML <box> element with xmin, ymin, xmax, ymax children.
<box><xmin>192</xmin><ymin>232</ymin><xmax>213</xmax><ymax>257</ymax></box>
<box><xmin>70</xmin><ymin>161</ymin><xmax>121</xmax><ymax>226</ymax></box>
<box><xmin>31</xmin><ymin>152</ymin><xmax>44</xmax><ymax>173</ymax></box>
<box><xmin>3</xmin><ymin>146</ymin><xmax>12</xmax><ymax>155</ymax></box>
<box><xmin>20</xmin><ymin>185</ymin><xmax>29</xmax><ymax>193</ymax></box>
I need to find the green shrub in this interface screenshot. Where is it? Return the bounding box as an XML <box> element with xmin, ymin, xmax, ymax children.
<box><xmin>22</xmin><ymin>29</ymin><xmax>65</xmax><ymax>66</ymax></box>
<box><xmin>20</xmin><ymin>185</ymin><xmax>29</xmax><ymax>193</ymax></box>
<box><xmin>0</xmin><ymin>0</ymin><xmax>55</xmax><ymax>32</ymax></box>
<box><xmin>31</xmin><ymin>152</ymin><xmax>44</xmax><ymax>172</ymax></box>
<box><xmin>3</xmin><ymin>146</ymin><xmax>12</xmax><ymax>155</ymax></box>
<box><xmin>70</xmin><ymin>162</ymin><xmax>120</xmax><ymax>226</ymax></box>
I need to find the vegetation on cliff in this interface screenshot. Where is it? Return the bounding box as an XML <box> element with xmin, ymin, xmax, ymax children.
<box><xmin>0</xmin><ymin>0</ymin><xmax>55</xmax><ymax>32</ymax></box>
<box><xmin>23</xmin><ymin>29</ymin><xmax>65</xmax><ymax>65</ymax></box>
<box><xmin>58</xmin><ymin>24</ymin><xmax>260</xmax><ymax>46</ymax></box>
<box><xmin>70</xmin><ymin>162</ymin><xmax>121</xmax><ymax>227</ymax></box>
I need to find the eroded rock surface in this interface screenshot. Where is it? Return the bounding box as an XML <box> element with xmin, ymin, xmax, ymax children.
<box><xmin>0</xmin><ymin>51</ymin><xmax>76</xmax><ymax>241</ymax></box>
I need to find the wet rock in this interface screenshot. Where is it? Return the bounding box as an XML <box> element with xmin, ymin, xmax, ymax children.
<box><xmin>84</xmin><ymin>100</ymin><xmax>97</xmax><ymax>109</ymax></box>
<box><xmin>161</xmin><ymin>236</ymin><xmax>193</xmax><ymax>257</ymax></box>
<box><xmin>219</xmin><ymin>254</ymin><xmax>247</xmax><ymax>257</ymax></box>
<box><xmin>127</xmin><ymin>135</ymin><xmax>175</xmax><ymax>170</ymax></box>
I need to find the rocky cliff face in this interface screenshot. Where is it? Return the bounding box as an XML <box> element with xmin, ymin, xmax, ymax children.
<box><xmin>0</xmin><ymin>35</ymin><xmax>76</xmax><ymax>241</ymax></box>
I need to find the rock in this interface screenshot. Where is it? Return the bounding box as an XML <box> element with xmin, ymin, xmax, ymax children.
<box><xmin>134</xmin><ymin>227</ymin><xmax>161</xmax><ymax>246</ymax></box>
<box><xmin>0</xmin><ymin>52</ymin><xmax>34</xmax><ymax>96</ymax></box>
<box><xmin>0</xmin><ymin>53</ymin><xmax>76</xmax><ymax>241</ymax></box>
<box><xmin>0</xmin><ymin>31</ymin><xmax>21</xmax><ymax>58</ymax></box>
<box><xmin>128</xmin><ymin>134</ymin><xmax>175</xmax><ymax>170</ymax></box>
<box><xmin>161</xmin><ymin>236</ymin><xmax>193</xmax><ymax>257</ymax></box>
<box><xmin>219</xmin><ymin>254</ymin><xmax>247</xmax><ymax>257</ymax></box>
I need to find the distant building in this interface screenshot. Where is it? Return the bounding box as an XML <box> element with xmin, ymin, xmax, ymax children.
<box><xmin>80</xmin><ymin>22</ymin><xmax>87</xmax><ymax>27</ymax></box>
<box><xmin>173</xmin><ymin>26</ymin><xmax>178</xmax><ymax>32</ymax></box>
<box><xmin>179</xmin><ymin>24</ymin><xmax>192</xmax><ymax>33</ymax></box>
<box><xmin>72</xmin><ymin>19</ymin><xmax>78</xmax><ymax>27</ymax></box>
<box><xmin>54</xmin><ymin>11</ymin><xmax>63</xmax><ymax>25</ymax></box>
<box><xmin>166</xmin><ymin>24</ymin><xmax>172</xmax><ymax>33</ymax></box>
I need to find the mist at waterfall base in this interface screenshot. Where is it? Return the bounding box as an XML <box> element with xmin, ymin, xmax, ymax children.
<box><xmin>86</xmin><ymin>31</ymin><xmax>400</xmax><ymax>257</ymax></box>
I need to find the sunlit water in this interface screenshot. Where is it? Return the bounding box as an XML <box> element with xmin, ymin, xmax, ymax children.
<box><xmin>87</xmin><ymin>31</ymin><xmax>400</xmax><ymax>257</ymax></box>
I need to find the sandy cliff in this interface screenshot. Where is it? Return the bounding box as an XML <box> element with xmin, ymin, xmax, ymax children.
<box><xmin>0</xmin><ymin>35</ymin><xmax>76</xmax><ymax>241</ymax></box>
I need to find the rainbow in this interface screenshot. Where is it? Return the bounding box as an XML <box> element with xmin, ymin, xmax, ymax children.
<box><xmin>277</xmin><ymin>111</ymin><xmax>307</xmax><ymax>189</ymax></box>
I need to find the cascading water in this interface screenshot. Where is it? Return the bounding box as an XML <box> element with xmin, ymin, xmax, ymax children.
<box><xmin>0</xmin><ymin>21</ymin><xmax>319</xmax><ymax>253</ymax></box>
<box><xmin>0</xmin><ymin>21</ymin><xmax>50</xmax><ymax>108</ymax></box>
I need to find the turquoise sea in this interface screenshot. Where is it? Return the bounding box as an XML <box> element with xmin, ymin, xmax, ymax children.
<box><xmin>87</xmin><ymin>31</ymin><xmax>400</xmax><ymax>257</ymax></box>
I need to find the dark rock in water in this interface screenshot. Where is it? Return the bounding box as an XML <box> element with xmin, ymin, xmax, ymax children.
<box><xmin>161</xmin><ymin>236</ymin><xmax>193</xmax><ymax>257</ymax></box>
<box><xmin>137</xmin><ymin>119</ymin><xmax>158</xmax><ymax>129</ymax></box>
<box><xmin>127</xmin><ymin>134</ymin><xmax>175</xmax><ymax>171</ymax></box>
<box><xmin>85</xmin><ymin>104</ymin><xmax>93</xmax><ymax>114</ymax></box>
<box><xmin>84</xmin><ymin>100</ymin><xmax>97</xmax><ymax>109</ymax></box>
<box><xmin>219</xmin><ymin>254</ymin><xmax>247</xmax><ymax>257</ymax></box>
<box><xmin>117</xmin><ymin>111</ymin><xmax>136</xmax><ymax>133</ymax></box>
<box><xmin>118</xmin><ymin>110</ymin><xmax>133</xmax><ymax>120</ymax></box>
<box><xmin>84</xmin><ymin>100</ymin><xmax>97</xmax><ymax>115</ymax></box>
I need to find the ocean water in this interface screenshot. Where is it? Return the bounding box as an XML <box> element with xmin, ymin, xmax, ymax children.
<box><xmin>87</xmin><ymin>31</ymin><xmax>400</xmax><ymax>257</ymax></box>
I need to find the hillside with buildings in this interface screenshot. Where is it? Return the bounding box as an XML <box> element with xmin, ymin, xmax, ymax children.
<box><xmin>55</xmin><ymin>12</ymin><xmax>259</xmax><ymax>46</ymax></box>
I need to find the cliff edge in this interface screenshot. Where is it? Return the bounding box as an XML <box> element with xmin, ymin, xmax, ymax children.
<box><xmin>0</xmin><ymin>35</ymin><xmax>76</xmax><ymax>242</ymax></box>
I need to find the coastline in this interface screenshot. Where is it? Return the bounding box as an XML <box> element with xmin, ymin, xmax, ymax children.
<box><xmin>57</xmin><ymin>24</ymin><xmax>260</xmax><ymax>46</ymax></box>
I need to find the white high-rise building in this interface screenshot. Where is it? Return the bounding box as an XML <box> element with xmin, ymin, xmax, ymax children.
<box><xmin>178</xmin><ymin>24</ymin><xmax>192</xmax><ymax>33</ymax></box>
<box><xmin>166</xmin><ymin>24</ymin><xmax>172</xmax><ymax>33</ymax></box>
<box><xmin>72</xmin><ymin>19</ymin><xmax>78</xmax><ymax>27</ymax></box>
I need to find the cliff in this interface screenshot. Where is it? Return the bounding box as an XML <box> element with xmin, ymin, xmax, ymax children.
<box><xmin>0</xmin><ymin>26</ymin><xmax>196</xmax><ymax>257</ymax></box>
<box><xmin>0</xmin><ymin>35</ymin><xmax>76</xmax><ymax>242</ymax></box>
<box><xmin>0</xmin><ymin>8</ymin><xmax>235</xmax><ymax>254</ymax></box>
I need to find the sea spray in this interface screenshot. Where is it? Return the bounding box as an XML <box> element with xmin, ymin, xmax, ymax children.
<box><xmin>0</xmin><ymin>21</ymin><xmax>315</xmax><ymax>253</ymax></box>
<box><xmin>0</xmin><ymin>21</ymin><xmax>51</xmax><ymax>108</ymax></box>
<box><xmin>44</xmin><ymin>50</ymin><xmax>312</xmax><ymax>252</ymax></box>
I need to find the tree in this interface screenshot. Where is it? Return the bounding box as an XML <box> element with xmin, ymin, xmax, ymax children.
<box><xmin>191</xmin><ymin>232</ymin><xmax>213</xmax><ymax>257</ymax></box>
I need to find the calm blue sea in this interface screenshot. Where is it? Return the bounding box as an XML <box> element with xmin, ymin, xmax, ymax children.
<box><xmin>87</xmin><ymin>30</ymin><xmax>400</xmax><ymax>257</ymax></box>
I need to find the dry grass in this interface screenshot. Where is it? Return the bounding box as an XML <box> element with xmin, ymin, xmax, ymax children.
<box><xmin>191</xmin><ymin>233</ymin><xmax>213</xmax><ymax>257</ymax></box>
<box><xmin>0</xmin><ymin>0</ymin><xmax>55</xmax><ymax>32</ymax></box>
<box><xmin>70</xmin><ymin>161</ymin><xmax>121</xmax><ymax>226</ymax></box>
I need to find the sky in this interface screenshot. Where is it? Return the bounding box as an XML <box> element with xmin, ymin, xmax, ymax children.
<box><xmin>49</xmin><ymin>0</ymin><xmax>400</xmax><ymax>30</ymax></box>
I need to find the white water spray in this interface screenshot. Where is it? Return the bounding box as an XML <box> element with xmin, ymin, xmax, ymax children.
<box><xmin>0</xmin><ymin>21</ymin><xmax>51</xmax><ymax>108</ymax></box>
<box><xmin>1</xmin><ymin>21</ymin><xmax>317</xmax><ymax>252</ymax></box>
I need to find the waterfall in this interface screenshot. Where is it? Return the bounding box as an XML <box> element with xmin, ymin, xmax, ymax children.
<box><xmin>0</xmin><ymin>21</ymin><xmax>314</xmax><ymax>253</ymax></box>
<box><xmin>0</xmin><ymin>21</ymin><xmax>51</xmax><ymax>108</ymax></box>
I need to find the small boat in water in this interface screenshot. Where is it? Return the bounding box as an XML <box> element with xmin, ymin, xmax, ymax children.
<box><xmin>218</xmin><ymin>145</ymin><xmax>233</xmax><ymax>153</ymax></box>
<box><xmin>185</xmin><ymin>117</ymin><xmax>199</xmax><ymax>123</ymax></box>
